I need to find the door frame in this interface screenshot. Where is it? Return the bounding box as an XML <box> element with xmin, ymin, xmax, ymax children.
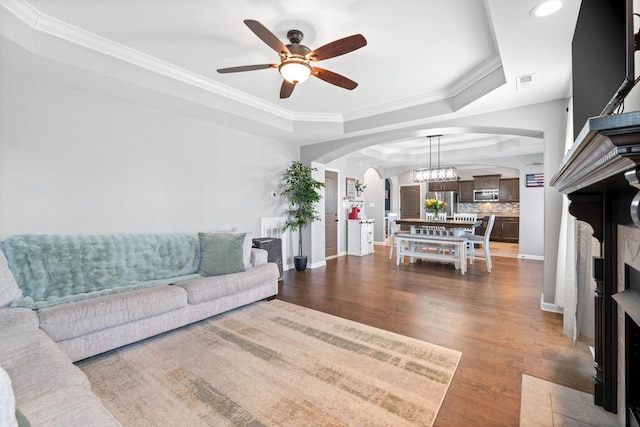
<box><xmin>399</xmin><ymin>183</ymin><xmax>423</xmax><ymax>219</ymax></box>
<box><xmin>325</xmin><ymin>167</ymin><xmax>341</xmax><ymax>258</ymax></box>
<box><xmin>324</xmin><ymin>168</ymin><xmax>340</xmax><ymax>259</ymax></box>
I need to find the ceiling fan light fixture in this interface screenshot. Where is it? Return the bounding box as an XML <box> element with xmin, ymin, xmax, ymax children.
<box><xmin>279</xmin><ymin>59</ymin><xmax>312</xmax><ymax>84</ymax></box>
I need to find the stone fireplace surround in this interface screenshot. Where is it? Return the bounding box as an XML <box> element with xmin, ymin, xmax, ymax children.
<box><xmin>616</xmin><ymin>225</ymin><xmax>640</xmax><ymax>427</ymax></box>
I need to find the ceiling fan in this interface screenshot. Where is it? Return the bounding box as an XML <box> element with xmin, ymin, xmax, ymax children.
<box><xmin>217</xmin><ymin>20</ymin><xmax>367</xmax><ymax>99</ymax></box>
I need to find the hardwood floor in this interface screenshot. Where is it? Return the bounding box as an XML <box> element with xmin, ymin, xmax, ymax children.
<box><xmin>277</xmin><ymin>245</ymin><xmax>595</xmax><ymax>426</ymax></box>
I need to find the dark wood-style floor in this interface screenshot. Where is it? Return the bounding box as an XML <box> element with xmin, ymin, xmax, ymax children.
<box><xmin>277</xmin><ymin>245</ymin><xmax>594</xmax><ymax>426</ymax></box>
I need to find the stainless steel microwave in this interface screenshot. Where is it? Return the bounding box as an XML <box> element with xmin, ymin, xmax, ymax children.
<box><xmin>473</xmin><ymin>189</ymin><xmax>499</xmax><ymax>202</ymax></box>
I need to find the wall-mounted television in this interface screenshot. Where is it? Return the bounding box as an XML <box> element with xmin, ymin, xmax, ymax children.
<box><xmin>572</xmin><ymin>0</ymin><xmax>636</xmax><ymax>141</ymax></box>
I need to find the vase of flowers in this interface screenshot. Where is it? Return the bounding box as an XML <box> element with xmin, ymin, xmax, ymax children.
<box><xmin>355</xmin><ymin>180</ymin><xmax>366</xmax><ymax>197</ymax></box>
<box><xmin>424</xmin><ymin>199</ymin><xmax>447</xmax><ymax>217</ymax></box>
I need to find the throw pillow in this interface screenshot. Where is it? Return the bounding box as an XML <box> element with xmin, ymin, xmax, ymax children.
<box><xmin>198</xmin><ymin>233</ymin><xmax>246</xmax><ymax>276</ymax></box>
<box><xmin>15</xmin><ymin>408</ymin><xmax>30</xmax><ymax>427</ymax></box>
<box><xmin>200</xmin><ymin>229</ymin><xmax>252</xmax><ymax>268</ymax></box>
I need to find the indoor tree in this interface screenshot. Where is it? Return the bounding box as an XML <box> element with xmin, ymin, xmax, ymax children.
<box><xmin>281</xmin><ymin>161</ymin><xmax>325</xmax><ymax>271</ymax></box>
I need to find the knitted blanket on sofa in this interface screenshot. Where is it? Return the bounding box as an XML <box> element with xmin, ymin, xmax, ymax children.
<box><xmin>3</xmin><ymin>234</ymin><xmax>201</xmax><ymax>309</ymax></box>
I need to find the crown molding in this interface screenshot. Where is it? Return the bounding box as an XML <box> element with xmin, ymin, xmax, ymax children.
<box><xmin>1</xmin><ymin>0</ymin><xmax>506</xmax><ymax>137</ymax></box>
<box><xmin>1</xmin><ymin>0</ymin><xmax>39</xmax><ymax>26</ymax></box>
<box><xmin>292</xmin><ymin>111</ymin><xmax>344</xmax><ymax>123</ymax></box>
<box><xmin>448</xmin><ymin>56</ymin><xmax>503</xmax><ymax>98</ymax></box>
<box><xmin>342</xmin><ymin>55</ymin><xmax>503</xmax><ymax>122</ymax></box>
<box><xmin>0</xmin><ymin>0</ymin><xmax>297</xmax><ymax>122</ymax></box>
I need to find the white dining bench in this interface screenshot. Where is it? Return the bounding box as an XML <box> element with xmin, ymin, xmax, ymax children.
<box><xmin>395</xmin><ymin>232</ymin><xmax>468</xmax><ymax>274</ymax></box>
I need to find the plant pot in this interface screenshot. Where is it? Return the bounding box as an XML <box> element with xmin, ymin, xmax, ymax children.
<box><xmin>294</xmin><ymin>256</ymin><xmax>308</xmax><ymax>271</ymax></box>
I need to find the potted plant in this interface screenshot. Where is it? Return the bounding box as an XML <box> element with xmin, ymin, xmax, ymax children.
<box><xmin>355</xmin><ymin>180</ymin><xmax>366</xmax><ymax>197</ymax></box>
<box><xmin>281</xmin><ymin>161</ymin><xmax>325</xmax><ymax>271</ymax></box>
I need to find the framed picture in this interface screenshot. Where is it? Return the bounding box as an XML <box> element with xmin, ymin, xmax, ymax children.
<box><xmin>526</xmin><ymin>173</ymin><xmax>544</xmax><ymax>187</ymax></box>
<box><xmin>346</xmin><ymin>177</ymin><xmax>356</xmax><ymax>200</ymax></box>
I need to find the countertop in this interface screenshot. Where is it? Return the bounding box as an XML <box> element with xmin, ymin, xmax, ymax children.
<box><xmin>461</xmin><ymin>212</ymin><xmax>520</xmax><ymax>218</ymax></box>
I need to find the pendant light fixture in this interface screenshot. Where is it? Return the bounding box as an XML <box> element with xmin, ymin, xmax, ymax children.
<box><xmin>413</xmin><ymin>135</ymin><xmax>458</xmax><ymax>182</ymax></box>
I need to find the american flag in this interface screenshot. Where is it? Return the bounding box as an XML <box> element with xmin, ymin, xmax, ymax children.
<box><xmin>526</xmin><ymin>173</ymin><xmax>544</xmax><ymax>187</ymax></box>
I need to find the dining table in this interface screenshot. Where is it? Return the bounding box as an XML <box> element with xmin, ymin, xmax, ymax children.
<box><xmin>395</xmin><ymin>217</ymin><xmax>483</xmax><ymax>237</ymax></box>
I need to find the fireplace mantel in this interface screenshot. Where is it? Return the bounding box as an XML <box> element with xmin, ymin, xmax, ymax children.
<box><xmin>552</xmin><ymin>111</ymin><xmax>640</xmax><ymax>195</ymax></box>
<box><xmin>552</xmin><ymin>111</ymin><xmax>640</xmax><ymax>231</ymax></box>
<box><xmin>551</xmin><ymin>110</ymin><xmax>640</xmax><ymax>422</ymax></box>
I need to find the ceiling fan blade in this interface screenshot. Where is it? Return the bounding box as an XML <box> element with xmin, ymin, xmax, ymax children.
<box><xmin>280</xmin><ymin>80</ymin><xmax>296</xmax><ymax>99</ymax></box>
<box><xmin>312</xmin><ymin>67</ymin><xmax>358</xmax><ymax>90</ymax></box>
<box><xmin>244</xmin><ymin>20</ymin><xmax>290</xmax><ymax>56</ymax></box>
<box><xmin>308</xmin><ymin>34</ymin><xmax>367</xmax><ymax>62</ymax></box>
<box><xmin>217</xmin><ymin>64</ymin><xmax>277</xmax><ymax>73</ymax></box>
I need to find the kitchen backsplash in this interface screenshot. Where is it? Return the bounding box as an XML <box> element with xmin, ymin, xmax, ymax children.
<box><xmin>458</xmin><ymin>202</ymin><xmax>520</xmax><ymax>215</ymax></box>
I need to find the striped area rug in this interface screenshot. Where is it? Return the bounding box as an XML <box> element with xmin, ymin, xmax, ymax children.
<box><xmin>77</xmin><ymin>299</ymin><xmax>461</xmax><ymax>427</ymax></box>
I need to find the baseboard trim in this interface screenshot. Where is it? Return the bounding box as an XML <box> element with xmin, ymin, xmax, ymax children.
<box><xmin>518</xmin><ymin>254</ymin><xmax>544</xmax><ymax>260</ymax></box>
<box><xmin>283</xmin><ymin>260</ymin><xmax>327</xmax><ymax>271</ymax></box>
<box><xmin>309</xmin><ymin>260</ymin><xmax>327</xmax><ymax>269</ymax></box>
<box><xmin>540</xmin><ymin>294</ymin><xmax>563</xmax><ymax>313</ymax></box>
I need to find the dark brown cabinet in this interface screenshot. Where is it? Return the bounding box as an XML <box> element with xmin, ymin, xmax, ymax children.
<box><xmin>499</xmin><ymin>178</ymin><xmax>520</xmax><ymax>202</ymax></box>
<box><xmin>500</xmin><ymin>217</ymin><xmax>520</xmax><ymax>243</ymax></box>
<box><xmin>428</xmin><ymin>181</ymin><xmax>459</xmax><ymax>191</ymax></box>
<box><xmin>459</xmin><ymin>180</ymin><xmax>474</xmax><ymax>202</ymax></box>
<box><xmin>473</xmin><ymin>174</ymin><xmax>500</xmax><ymax>190</ymax></box>
<box><xmin>476</xmin><ymin>218</ymin><xmax>487</xmax><ymax>237</ymax></box>
<box><xmin>476</xmin><ymin>216</ymin><xmax>519</xmax><ymax>243</ymax></box>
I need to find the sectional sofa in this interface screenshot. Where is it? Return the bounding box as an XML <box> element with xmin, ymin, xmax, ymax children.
<box><xmin>0</xmin><ymin>232</ymin><xmax>280</xmax><ymax>426</ymax></box>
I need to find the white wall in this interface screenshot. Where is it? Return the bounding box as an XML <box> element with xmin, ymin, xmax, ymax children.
<box><xmin>0</xmin><ymin>69</ymin><xmax>297</xmax><ymax>241</ymax></box>
<box><xmin>519</xmin><ymin>165</ymin><xmax>545</xmax><ymax>257</ymax></box>
<box><xmin>363</xmin><ymin>168</ymin><xmax>385</xmax><ymax>243</ymax></box>
<box><xmin>324</xmin><ymin>158</ymin><xmax>369</xmax><ymax>255</ymax></box>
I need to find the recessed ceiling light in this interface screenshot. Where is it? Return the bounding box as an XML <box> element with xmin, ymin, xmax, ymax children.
<box><xmin>530</xmin><ymin>0</ymin><xmax>563</xmax><ymax>17</ymax></box>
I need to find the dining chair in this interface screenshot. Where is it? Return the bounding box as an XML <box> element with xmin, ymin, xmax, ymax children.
<box><xmin>437</xmin><ymin>212</ymin><xmax>448</xmax><ymax>220</ymax></box>
<box><xmin>453</xmin><ymin>212</ymin><xmax>478</xmax><ymax>235</ymax></box>
<box><xmin>466</xmin><ymin>214</ymin><xmax>495</xmax><ymax>272</ymax></box>
<box><xmin>386</xmin><ymin>212</ymin><xmax>398</xmax><ymax>237</ymax></box>
<box><xmin>388</xmin><ymin>220</ymin><xmax>402</xmax><ymax>259</ymax></box>
<box><xmin>424</xmin><ymin>212</ymin><xmax>435</xmax><ymax>220</ymax></box>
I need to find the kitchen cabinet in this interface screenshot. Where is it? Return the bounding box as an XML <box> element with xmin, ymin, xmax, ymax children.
<box><xmin>499</xmin><ymin>178</ymin><xmax>520</xmax><ymax>202</ymax></box>
<box><xmin>347</xmin><ymin>219</ymin><xmax>375</xmax><ymax>256</ymax></box>
<box><xmin>475</xmin><ymin>216</ymin><xmax>519</xmax><ymax>243</ymax></box>
<box><xmin>428</xmin><ymin>181</ymin><xmax>459</xmax><ymax>191</ymax></box>
<box><xmin>473</xmin><ymin>174</ymin><xmax>501</xmax><ymax>190</ymax></box>
<box><xmin>500</xmin><ymin>217</ymin><xmax>520</xmax><ymax>243</ymax></box>
<box><xmin>458</xmin><ymin>180</ymin><xmax>474</xmax><ymax>202</ymax></box>
<box><xmin>475</xmin><ymin>219</ymin><xmax>486</xmax><ymax>237</ymax></box>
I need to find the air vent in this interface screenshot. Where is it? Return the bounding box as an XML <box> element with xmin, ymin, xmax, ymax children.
<box><xmin>516</xmin><ymin>73</ymin><xmax>536</xmax><ymax>90</ymax></box>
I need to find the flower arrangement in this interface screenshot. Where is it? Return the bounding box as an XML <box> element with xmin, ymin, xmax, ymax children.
<box><xmin>355</xmin><ymin>180</ymin><xmax>367</xmax><ymax>193</ymax></box>
<box><xmin>424</xmin><ymin>199</ymin><xmax>447</xmax><ymax>216</ymax></box>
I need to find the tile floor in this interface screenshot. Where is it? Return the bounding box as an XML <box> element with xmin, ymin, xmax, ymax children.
<box><xmin>487</xmin><ymin>241</ymin><xmax>519</xmax><ymax>258</ymax></box>
<box><xmin>520</xmin><ymin>375</ymin><xmax>620</xmax><ymax>426</ymax></box>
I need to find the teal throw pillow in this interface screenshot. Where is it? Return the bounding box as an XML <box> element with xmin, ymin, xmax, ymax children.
<box><xmin>198</xmin><ymin>233</ymin><xmax>246</xmax><ymax>276</ymax></box>
<box><xmin>15</xmin><ymin>407</ymin><xmax>31</xmax><ymax>427</ymax></box>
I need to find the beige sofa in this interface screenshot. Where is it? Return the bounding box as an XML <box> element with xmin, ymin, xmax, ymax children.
<box><xmin>0</xmin><ymin>232</ymin><xmax>279</xmax><ymax>426</ymax></box>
